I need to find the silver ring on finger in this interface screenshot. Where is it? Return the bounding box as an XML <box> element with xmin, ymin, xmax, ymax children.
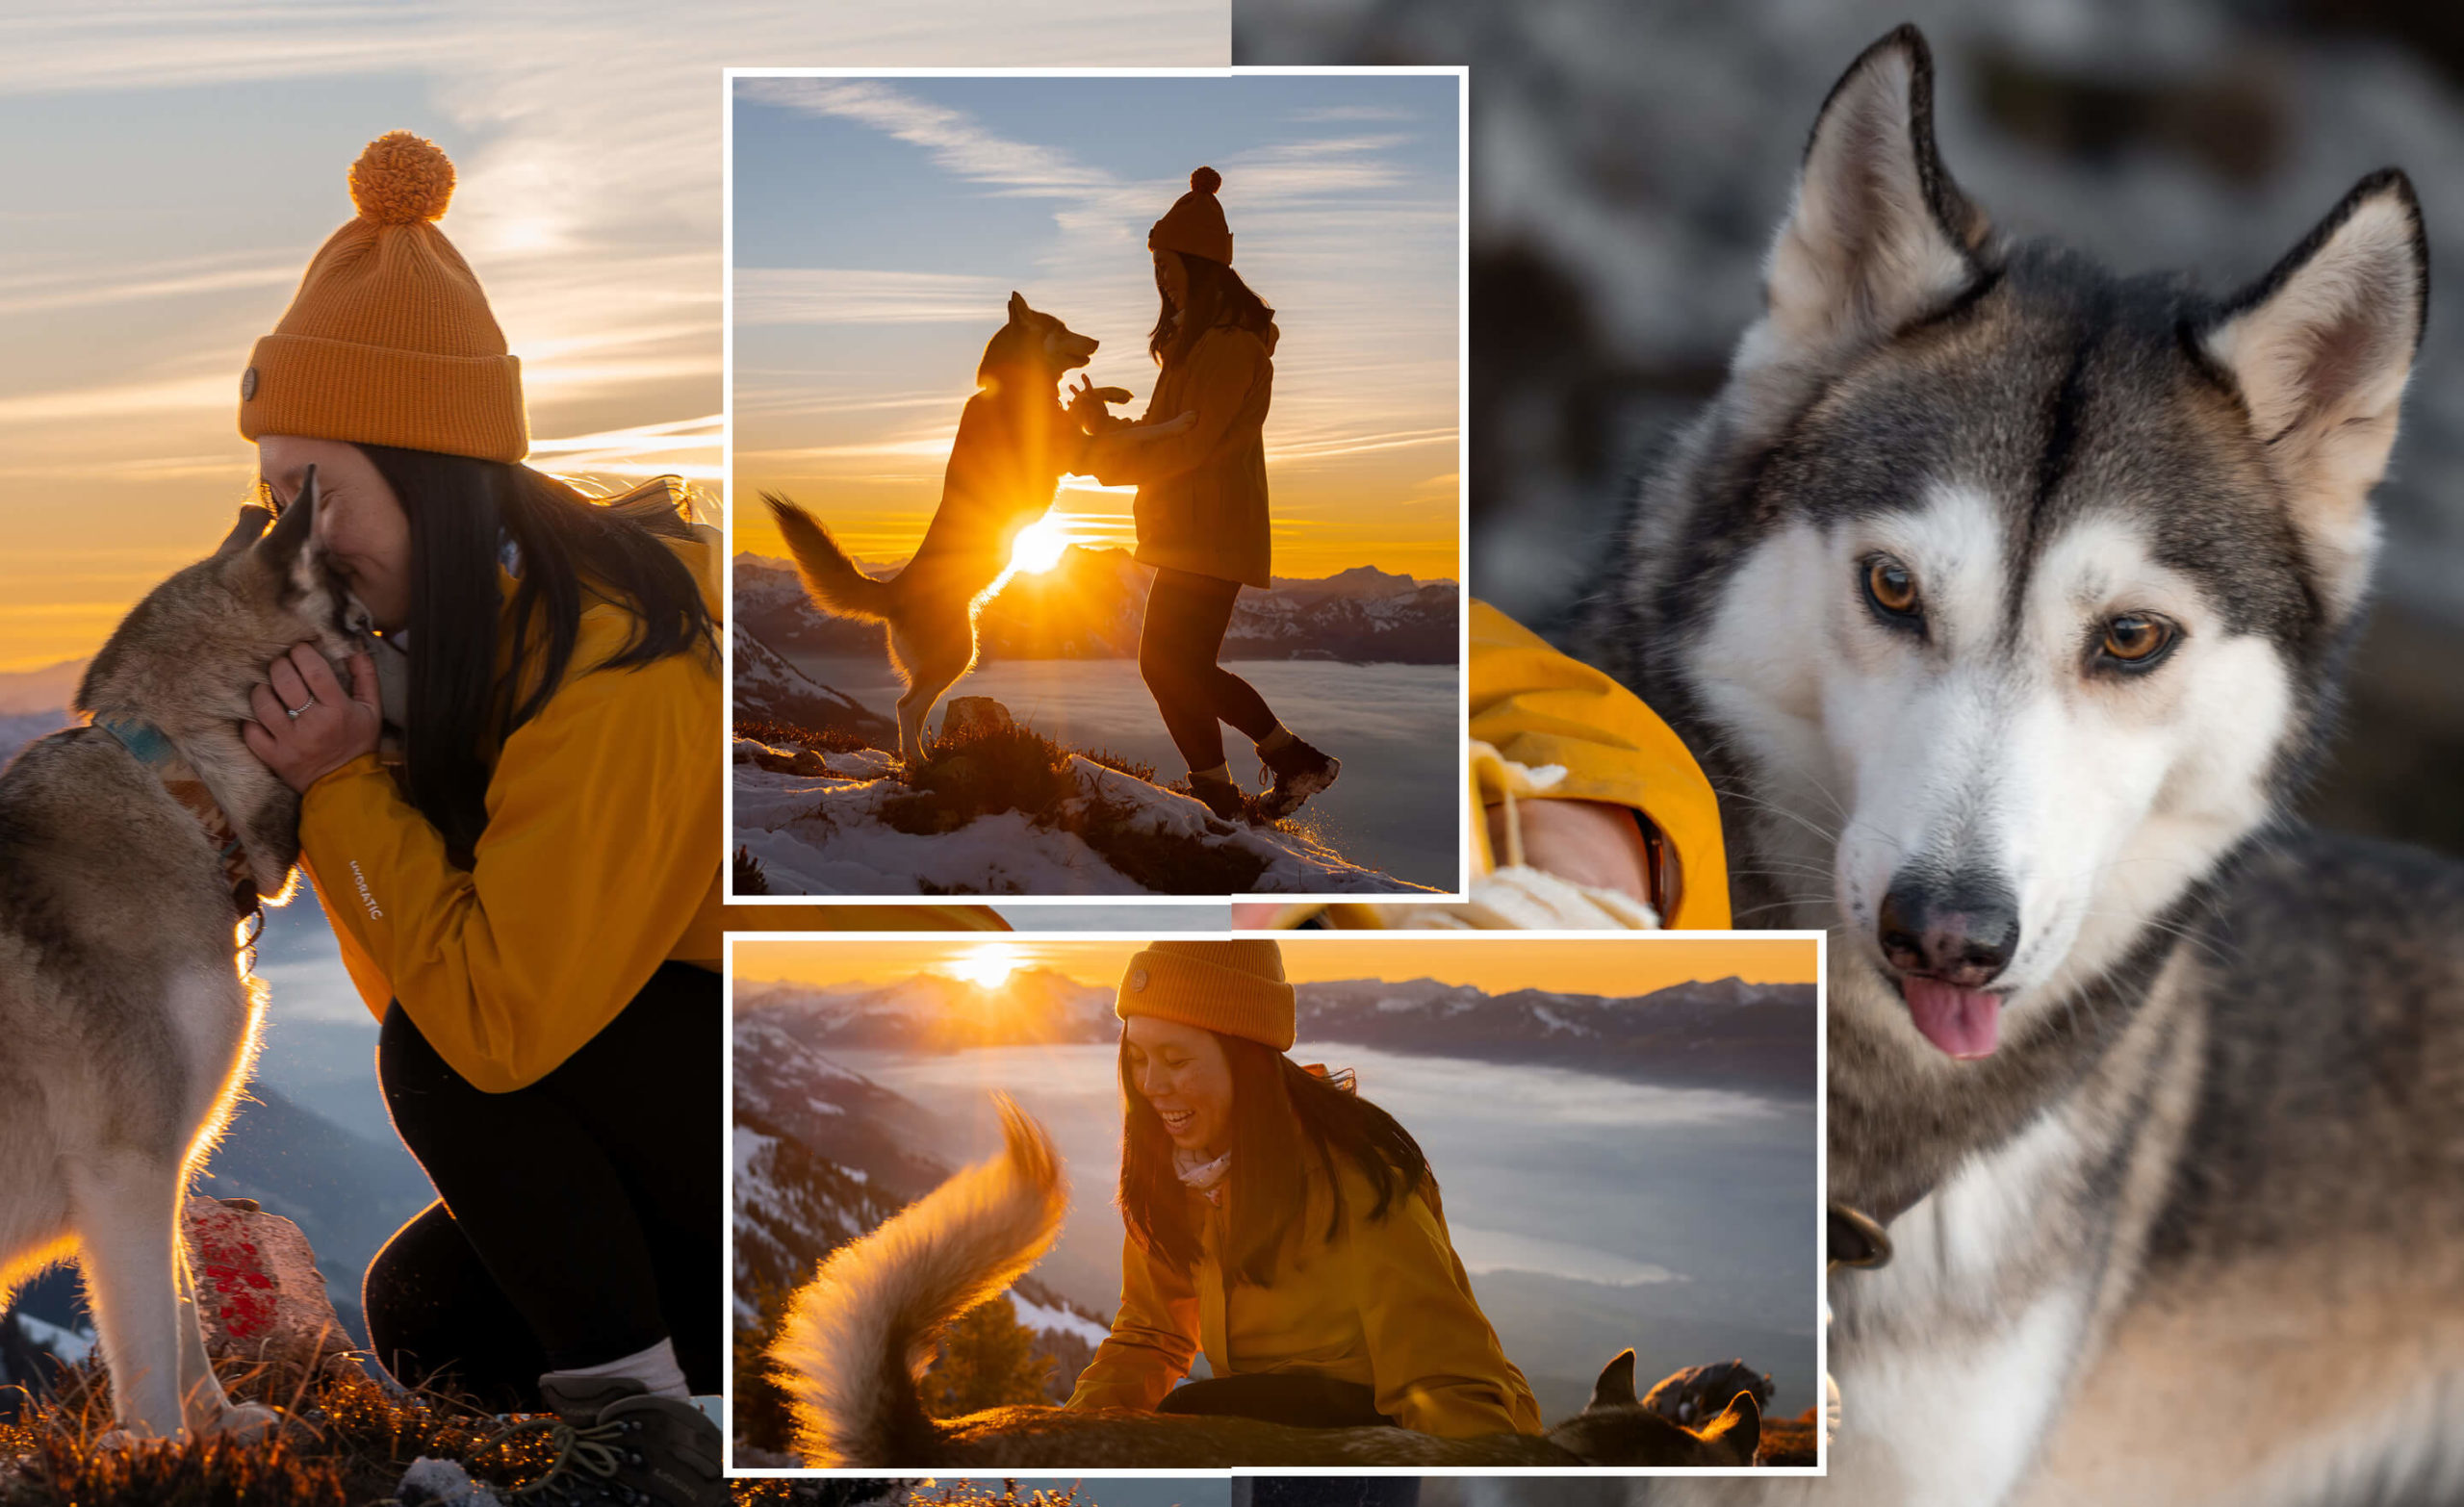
<box><xmin>285</xmin><ymin>699</ymin><xmax>314</xmax><ymax>720</ymax></box>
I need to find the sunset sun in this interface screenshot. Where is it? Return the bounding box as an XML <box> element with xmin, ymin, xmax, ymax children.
<box><xmin>1009</xmin><ymin>516</ymin><xmax>1072</xmax><ymax>574</ymax></box>
<box><xmin>950</xmin><ymin>944</ymin><xmax>1020</xmax><ymax>990</ymax></box>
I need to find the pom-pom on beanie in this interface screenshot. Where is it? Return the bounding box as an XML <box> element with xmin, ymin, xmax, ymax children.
<box><xmin>1148</xmin><ymin>166</ymin><xmax>1234</xmax><ymax>267</ymax></box>
<box><xmin>238</xmin><ymin>131</ymin><xmax>528</xmax><ymax>463</ymax></box>
<box><xmin>1116</xmin><ymin>938</ymin><xmax>1295</xmax><ymax>1051</ymax></box>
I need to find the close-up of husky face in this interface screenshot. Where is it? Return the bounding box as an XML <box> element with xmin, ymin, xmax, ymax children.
<box><xmin>1674</xmin><ymin>28</ymin><xmax>2426</xmax><ymax>1061</ymax></box>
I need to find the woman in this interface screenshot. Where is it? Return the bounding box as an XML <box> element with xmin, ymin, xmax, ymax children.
<box><xmin>235</xmin><ymin>132</ymin><xmax>992</xmax><ymax>1504</ymax></box>
<box><xmin>1065</xmin><ymin>938</ymin><xmax>1542</xmax><ymax>1438</ymax></box>
<box><xmin>1073</xmin><ymin>169</ymin><xmax>1341</xmax><ymax>823</ymax></box>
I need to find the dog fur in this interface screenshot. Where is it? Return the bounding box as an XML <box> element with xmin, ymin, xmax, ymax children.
<box><xmin>769</xmin><ymin>1098</ymin><xmax>1761</xmax><ymax>1469</ymax></box>
<box><xmin>0</xmin><ymin>482</ymin><xmax>362</xmax><ymax>1441</ymax></box>
<box><xmin>1478</xmin><ymin>23</ymin><xmax>2463</xmax><ymax>1507</ymax></box>
<box><xmin>765</xmin><ymin>293</ymin><xmax>1186</xmax><ymax>762</ymax></box>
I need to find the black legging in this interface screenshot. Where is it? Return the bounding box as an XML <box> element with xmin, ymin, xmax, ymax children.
<box><xmin>364</xmin><ymin>960</ymin><xmax>720</xmax><ymax>1413</ymax></box>
<box><xmin>1140</xmin><ymin>565</ymin><xmax>1280</xmax><ymax>773</ymax></box>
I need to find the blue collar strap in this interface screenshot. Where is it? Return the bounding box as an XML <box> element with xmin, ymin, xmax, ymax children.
<box><xmin>93</xmin><ymin>715</ymin><xmax>259</xmax><ymax>918</ymax></box>
<box><xmin>95</xmin><ymin>715</ymin><xmax>175</xmax><ymax>768</ymax></box>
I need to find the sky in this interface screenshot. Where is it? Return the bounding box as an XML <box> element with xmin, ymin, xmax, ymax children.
<box><xmin>0</xmin><ymin>1</ymin><xmax>1222</xmax><ymax>675</ymax></box>
<box><xmin>730</xmin><ymin>71</ymin><xmax>1462</xmax><ymax>581</ymax></box>
<box><xmin>733</xmin><ymin>933</ymin><xmax>1820</xmax><ymax>996</ymax></box>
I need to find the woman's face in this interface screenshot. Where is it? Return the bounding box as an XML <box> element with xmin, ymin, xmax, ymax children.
<box><xmin>257</xmin><ymin>435</ymin><xmax>412</xmax><ymax>631</ymax></box>
<box><xmin>1124</xmin><ymin>1015</ymin><xmax>1233</xmax><ymax>1160</ymax></box>
<box><xmin>1152</xmin><ymin>248</ymin><xmax>1190</xmax><ymax>313</ymax></box>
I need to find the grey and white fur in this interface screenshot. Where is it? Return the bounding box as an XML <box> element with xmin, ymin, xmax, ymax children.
<box><xmin>0</xmin><ymin>480</ymin><xmax>364</xmax><ymax>1442</ymax></box>
<box><xmin>1467</xmin><ymin>23</ymin><xmax>2462</xmax><ymax>1507</ymax></box>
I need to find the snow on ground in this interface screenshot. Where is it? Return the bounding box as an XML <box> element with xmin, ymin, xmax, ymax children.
<box><xmin>733</xmin><ymin>736</ymin><xmax>1430</xmax><ymax>896</ymax></box>
<box><xmin>1008</xmin><ymin>1290</ymin><xmax>1111</xmax><ymax>1352</ymax></box>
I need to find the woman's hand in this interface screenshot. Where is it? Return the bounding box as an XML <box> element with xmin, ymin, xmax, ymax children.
<box><xmin>1488</xmin><ymin>798</ymin><xmax>1656</xmax><ymax>906</ymax></box>
<box><xmin>1067</xmin><ymin>376</ymin><xmax>1132</xmax><ymax>434</ymax></box>
<box><xmin>243</xmin><ymin>643</ymin><xmax>382</xmax><ymax>794</ymax></box>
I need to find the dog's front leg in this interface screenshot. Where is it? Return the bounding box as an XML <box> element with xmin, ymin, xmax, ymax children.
<box><xmin>68</xmin><ymin>1150</ymin><xmax>196</xmax><ymax>1442</ymax></box>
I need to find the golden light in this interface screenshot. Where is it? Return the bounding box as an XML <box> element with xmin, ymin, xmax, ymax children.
<box><xmin>1009</xmin><ymin>516</ymin><xmax>1073</xmax><ymax>574</ymax></box>
<box><xmin>949</xmin><ymin>944</ymin><xmax>1020</xmax><ymax>990</ymax></box>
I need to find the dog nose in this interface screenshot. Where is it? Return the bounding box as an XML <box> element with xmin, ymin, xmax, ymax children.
<box><xmin>1877</xmin><ymin>872</ymin><xmax>2018</xmax><ymax>987</ymax></box>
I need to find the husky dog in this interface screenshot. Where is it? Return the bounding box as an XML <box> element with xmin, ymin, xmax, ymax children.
<box><xmin>1498</xmin><ymin>23</ymin><xmax>2458</xmax><ymax>1507</ymax></box>
<box><xmin>765</xmin><ymin>293</ymin><xmax>1191</xmax><ymax>763</ymax></box>
<box><xmin>769</xmin><ymin>1101</ymin><xmax>1760</xmax><ymax>1469</ymax></box>
<box><xmin>0</xmin><ymin>473</ymin><xmax>364</xmax><ymax>1442</ymax></box>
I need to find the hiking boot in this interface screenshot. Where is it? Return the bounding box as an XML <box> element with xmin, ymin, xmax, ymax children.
<box><xmin>513</xmin><ymin>1373</ymin><xmax>726</xmax><ymax>1507</ymax></box>
<box><xmin>1257</xmin><ymin>736</ymin><xmax>1340</xmax><ymax>820</ymax></box>
<box><xmin>1187</xmin><ymin>772</ymin><xmax>1249</xmax><ymax>822</ymax></box>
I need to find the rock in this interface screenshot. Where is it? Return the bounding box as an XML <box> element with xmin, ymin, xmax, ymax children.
<box><xmin>397</xmin><ymin>1457</ymin><xmax>504</xmax><ymax>1506</ymax></box>
<box><xmin>939</xmin><ymin>696</ymin><xmax>1013</xmax><ymax>741</ymax></box>
<box><xmin>184</xmin><ymin>1195</ymin><xmax>351</xmax><ymax>1380</ymax></box>
<box><xmin>789</xmin><ymin>748</ymin><xmax>832</xmax><ymax>777</ymax></box>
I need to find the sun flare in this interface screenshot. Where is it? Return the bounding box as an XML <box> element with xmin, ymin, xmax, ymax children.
<box><xmin>950</xmin><ymin>944</ymin><xmax>1020</xmax><ymax>990</ymax></box>
<box><xmin>1009</xmin><ymin>516</ymin><xmax>1073</xmax><ymax>574</ymax></box>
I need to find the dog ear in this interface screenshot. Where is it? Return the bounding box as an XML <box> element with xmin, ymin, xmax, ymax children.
<box><xmin>215</xmin><ymin>504</ymin><xmax>272</xmax><ymax>558</ymax></box>
<box><xmin>1756</xmin><ymin>25</ymin><xmax>1989</xmax><ymax>369</ymax></box>
<box><xmin>1587</xmin><ymin>1349</ymin><xmax>1639</xmax><ymax>1411</ymax></box>
<box><xmin>1700</xmin><ymin>1391</ymin><xmax>1761</xmax><ymax>1465</ymax></box>
<box><xmin>252</xmin><ymin>464</ymin><xmax>318</xmax><ymax>571</ymax></box>
<box><xmin>2198</xmin><ymin>169</ymin><xmax>2426</xmax><ymax>620</ymax></box>
<box><xmin>1008</xmin><ymin>290</ymin><xmax>1030</xmax><ymax>323</ymax></box>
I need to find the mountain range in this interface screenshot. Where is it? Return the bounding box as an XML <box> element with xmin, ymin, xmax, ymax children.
<box><xmin>733</xmin><ymin>970</ymin><xmax>1816</xmax><ymax>1096</ymax></box>
<box><xmin>734</xmin><ymin>548</ymin><xmax>1459</xmax><ymax>666</ymax></box>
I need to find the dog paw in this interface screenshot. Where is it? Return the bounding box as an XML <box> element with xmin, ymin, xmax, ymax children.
<box><xmin>212</xmin><ymin>1401</ymin><xmax>281</xmax><ymax>1438</ymax></box>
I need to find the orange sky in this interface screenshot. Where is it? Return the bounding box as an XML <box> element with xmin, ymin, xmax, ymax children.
<box><xmin>733</xmin><ymin>934</ymin><xmax>1819</xmax><ymax>998</ymax></box>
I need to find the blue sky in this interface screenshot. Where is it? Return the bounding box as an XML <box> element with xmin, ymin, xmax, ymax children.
<box><xmin>731</xmin><ymin>71</ymin><xmax>1463</xmax><ymax>579</ymax></box>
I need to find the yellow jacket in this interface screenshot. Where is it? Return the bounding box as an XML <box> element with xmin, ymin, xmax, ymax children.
<box><xmin>1466</xmin><ymin>601</ymin><xmax>1731</xmax><ymax>928</ymax></box>
<box><xmin>1088</xmin><ymin>321</ymin><xmax>1275</xmax><ymax>590</ymax></box>
<box><xmin>297</xmin><ymin>522</ymin><xmax>999</xmax><ymax>1093</ymax></box>
<box><xmin>1065</xmin><ymin>1152</ymin><xmax>1543</xmax><ymax>1439</ymax></box>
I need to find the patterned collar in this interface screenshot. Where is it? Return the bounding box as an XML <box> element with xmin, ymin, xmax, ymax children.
<box><xmin>93</xmin><ymin>716</ymin><xmax>260</xmax><ymax>921</ymax></box>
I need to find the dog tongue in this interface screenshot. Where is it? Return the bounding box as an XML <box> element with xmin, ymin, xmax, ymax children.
<box><xmin>1902</xmin><ymin>977</ymin><xmax>2002</xmax><ymax>1060</ymax></box>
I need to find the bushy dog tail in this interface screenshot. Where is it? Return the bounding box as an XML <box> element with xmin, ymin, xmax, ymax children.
<box><xmin>769</xmin><ymin>1096</ymin><xmax>1067</xmax><ymax>1467</ymax></box>
<box><xmin>765</xmin><ymin>492</ymin><xmax>896</xmax><ymax>623</ymax></box>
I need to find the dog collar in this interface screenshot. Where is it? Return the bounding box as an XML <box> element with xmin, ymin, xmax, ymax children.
<box><xmin>94</xmin><ymin>715</ymin><xmax>259</xmax><ymax>920</ymax></box>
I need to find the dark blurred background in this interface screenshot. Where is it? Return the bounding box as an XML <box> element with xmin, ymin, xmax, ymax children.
<box><xmin>1237</xmin><ymin>0</ymin><xmax>2464</xmax><ymax>858</ymax></box>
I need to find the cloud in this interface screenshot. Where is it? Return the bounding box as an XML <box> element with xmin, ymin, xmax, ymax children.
<box><xmin>734</xmin><ymin>268</ymin><xmax>1012</xmax><ymax>326</ymax></box>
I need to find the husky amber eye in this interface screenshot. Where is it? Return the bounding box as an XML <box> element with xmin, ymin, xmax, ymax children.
<box><xmin>1863</xmin><ymin>556</ymin><xmax>1921</xmax><ymax>619</ymax></box>
<box><xmin>2099</xmin><ymin>613</ymin><xmax>2177</xmax><ymax>667</ymax></box>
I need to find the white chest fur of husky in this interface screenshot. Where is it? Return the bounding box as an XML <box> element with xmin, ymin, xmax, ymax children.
<box><xmin>1472</xmin><ymin>24</ymin><xmax>2460</xmax><ymax>1507</ymax></box>
<box><xmin>0</xmin><ymin>478</ymin><xmax>364</xmax><ymax>1443</ymax></box>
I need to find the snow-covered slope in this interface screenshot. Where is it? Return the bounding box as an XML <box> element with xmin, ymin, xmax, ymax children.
<box><xmin>732</xmin><ymin>733</ymin><xmax>1427</xmax><ymax>896</ymax></box>
<box><xmin>732</xmin><ymin>622</ymin><xmax>892</xmax><ymax>741</ymax></box>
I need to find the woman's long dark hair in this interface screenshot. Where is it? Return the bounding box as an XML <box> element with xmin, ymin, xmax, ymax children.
<box><xmin>285</xmin><ymin>447</ymin><xmax>716</xmax><ymax>862</ymax></box>
<box><xmin>1148</xmin><ymin>251</ymin><xmax>1274</xmax><ymax>370</ymax></box>
<box><xmin>1118</xmin><ymin>1031</ymin><xmax>1430</xmax><ymax>1288</ymax></box>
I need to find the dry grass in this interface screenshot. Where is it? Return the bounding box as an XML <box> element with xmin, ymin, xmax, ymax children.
<box><xmin>0</xmin><ymin>1355</ymin><xmax>576</xmax><ymax>1507</ymax></box>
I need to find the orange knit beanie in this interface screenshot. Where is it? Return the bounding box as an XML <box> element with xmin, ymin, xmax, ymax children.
<box><xmin>238</xmin><ymin>131</ymin><xmax>528</xmax><ymax>463</ymax></box>
<box><xmin>1116</xmin><ymin>938</ymin><xmax>1295</xmax><ymax>1051</ymax></box>
<box><xmin>1148</xmin><ymin>166</ymin><xmax>1233</xmax><ymax>267</ymax></box>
